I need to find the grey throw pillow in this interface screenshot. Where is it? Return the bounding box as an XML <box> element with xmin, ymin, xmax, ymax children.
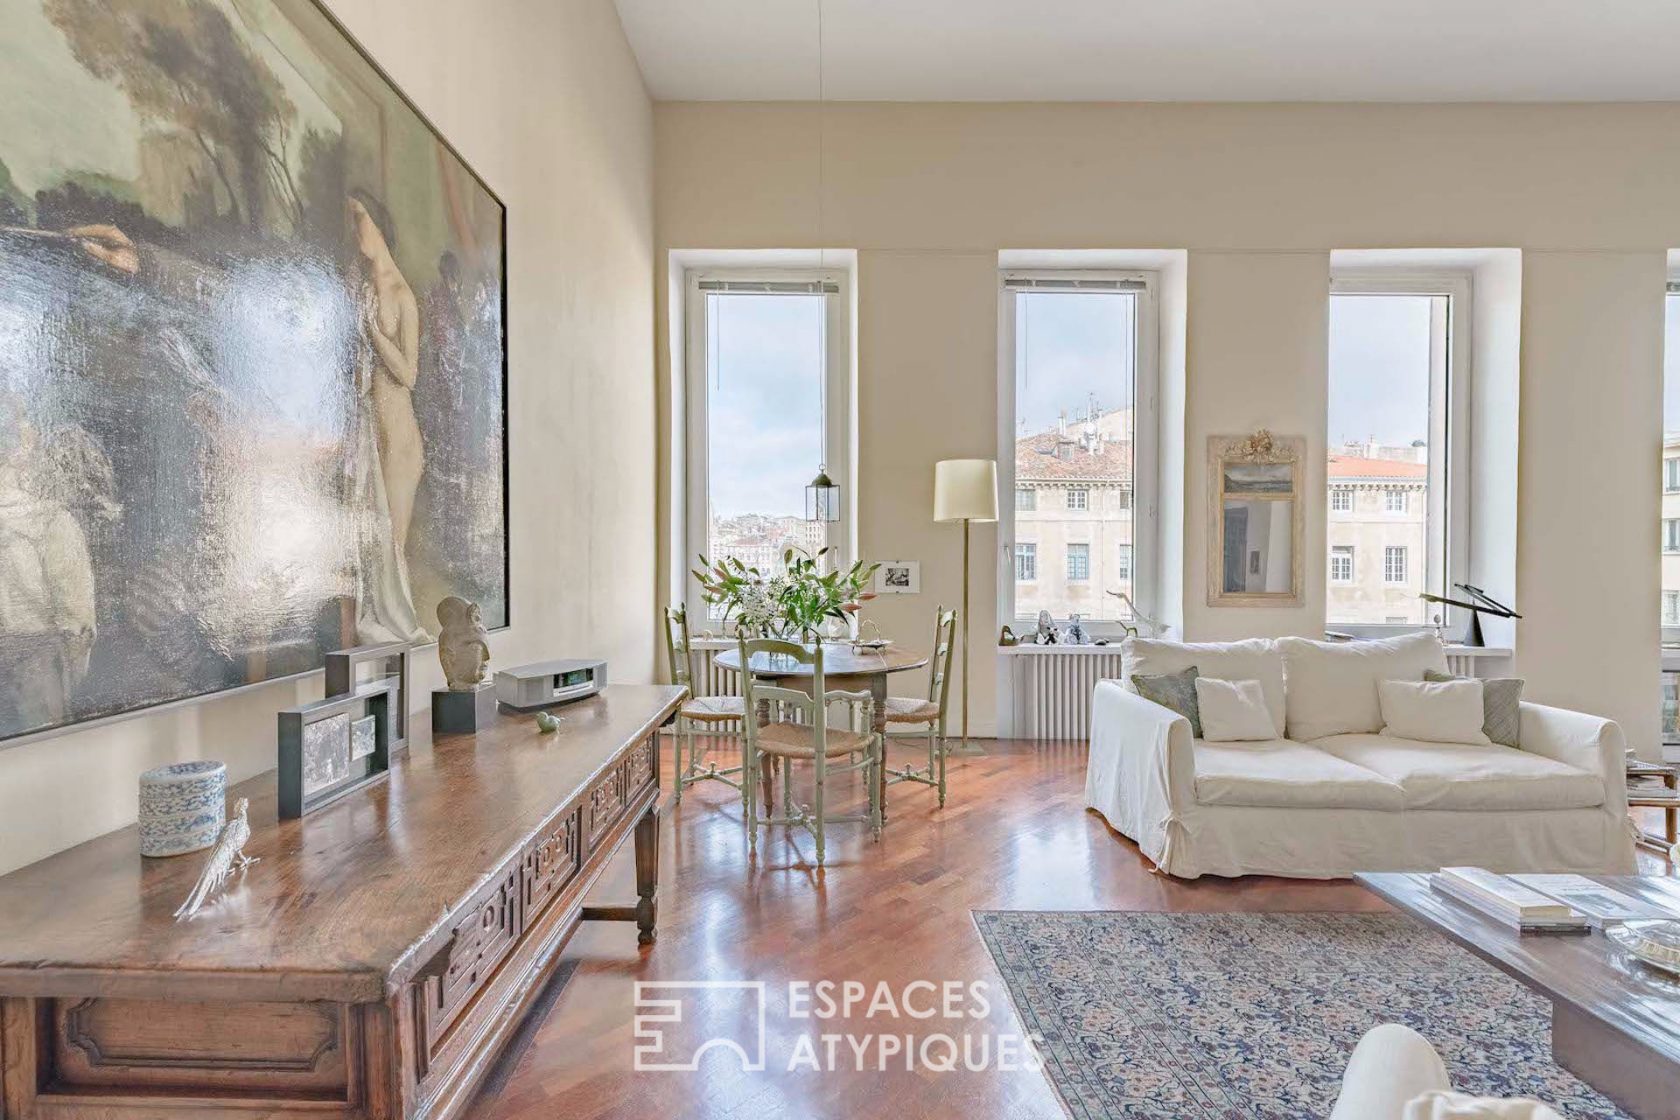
<box><xmin>1133</xmin><ymin>666</ymin><xmax>1203</xmax><ymax>738</ymax></box>
<box><xmin>1424</xmin><ymin>669</ymin><xmax>1523</xmax><ymax>748</ymax></box>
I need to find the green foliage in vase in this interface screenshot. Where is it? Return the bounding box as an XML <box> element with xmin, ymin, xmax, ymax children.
<box><xmin>693</xmin><ymin>547</ymin><xmax>880</xmax><ymax>641</ymax></box>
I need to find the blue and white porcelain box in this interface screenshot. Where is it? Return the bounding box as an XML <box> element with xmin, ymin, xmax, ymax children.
<box><xmin>138</xmin><ymin>760</ymin><xmax>227</xmax><ymax>858</ymax></box>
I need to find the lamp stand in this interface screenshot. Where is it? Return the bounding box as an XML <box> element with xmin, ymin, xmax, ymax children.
<box><xmin>951</xmin><ymin>517</ymin><xmax>986</xmax><ymax>757</ymax></box>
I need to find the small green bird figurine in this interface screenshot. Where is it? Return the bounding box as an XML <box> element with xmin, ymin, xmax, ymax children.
<box><xmin>535</xmin><ymin>710</ymin><xmax>561</xmax><ymax>734</ymax></box>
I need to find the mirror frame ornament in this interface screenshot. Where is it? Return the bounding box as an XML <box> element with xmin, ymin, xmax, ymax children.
<box><xmin>1207</xmin><ymin>430</ymin><xmax>1306</xmax><ymax>608</ymax></box>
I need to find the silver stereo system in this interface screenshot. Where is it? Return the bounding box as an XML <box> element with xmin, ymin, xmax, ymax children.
<box><xmin>494</xmin><ymin>658</ymin><xmax>608</xmax><ymax>710</ymax></box>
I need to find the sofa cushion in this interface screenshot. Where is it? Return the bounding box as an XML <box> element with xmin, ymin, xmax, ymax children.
<box><xmin>1193</xmin><ymin>739</ymin><xmax>1405</xmax><ymax>811</ymax></box>
<box><xmin>1123</xmin><ymin>637</ymin><xmax>1285</xmax><ymax>738</ymax></box>
<box><xmin>1279</xmin><ymin>634</ymin><xmax>1448</xmax><ymax>741</ymax></box>
<box><xmin>1312</xmin><ymin>733</ymin><xmax>1604</xmax><ymax>811</ymax></box>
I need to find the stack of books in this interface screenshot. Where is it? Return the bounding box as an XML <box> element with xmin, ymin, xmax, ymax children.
<box><xmin>1430</xmin><ymin>867</ymin><xmax>1589</xmax><ymax>933</ymax></box>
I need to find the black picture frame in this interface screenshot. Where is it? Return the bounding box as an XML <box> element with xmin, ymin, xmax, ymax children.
<box><xmin>325</xmin><ymin>642</ymin><xmax>413</xmax><ymax>753</ymax></box>
<box><xmin>278</xmin><ymin>679</ymin><xmax>396</xmax><ymax>819</ymax></box>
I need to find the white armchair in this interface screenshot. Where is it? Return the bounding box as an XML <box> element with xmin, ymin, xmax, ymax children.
<box><xmin>1332</xmin><ymin>1024</ymin><xmax>1563</xmax><ymax>1120</ymax></box>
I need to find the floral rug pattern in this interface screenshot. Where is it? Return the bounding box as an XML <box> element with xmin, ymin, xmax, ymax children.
<box><xmin>974</xmin><ymin>911</ymin><xmax>1632</xmax><ymax>1119</ymax></box>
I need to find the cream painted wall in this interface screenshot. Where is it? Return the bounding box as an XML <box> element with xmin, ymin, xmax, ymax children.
<box><xmin>1517</xmin><ymin>252</ymin><xmax>1665</xmax><ymax>754</ymax></box>
<box><xmin>1185</xmin><ymin>253</ymin><xmax>1328</xmax><ymax>640</ymax></box>
<box><xmin>655</xmin><ymin>101</ymin><xmax>1679</xmax><ymax>741</ymax></box>
<box><xmin>0</xmin><ymin>0</ymin><xmax>656</xmax><ymax>876</ymax></box>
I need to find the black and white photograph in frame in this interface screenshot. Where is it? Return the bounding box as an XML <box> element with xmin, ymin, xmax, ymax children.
<box><xmin>875</xmin><ymin>560</ymin><xmax>921</xmax><ymax>595</ymax></box>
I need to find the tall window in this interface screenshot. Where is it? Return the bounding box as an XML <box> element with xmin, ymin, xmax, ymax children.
<box><xmin>1384</xmin><ymin>545</ymin><xmax>1408</xmax><ymax>584</ymax></box>
<box><xmin>1016</xmin><ymin>488</ymin><xmax>1037</xmax><ymax>512</ymax></box>
<box><xmin>1330</xmin><ymin>545</ymin><xmax>1354</xmax><ymax>583</ymax></box>
<box><xmin>1327</xmin><ymin>275</ymin><xmax>1467</xmax><ymax>631</ymax></box>
<box><xmin>1067</xmin><ymin>543</ymin><xmax>1090</xmax><ymax>581</ymax></box>
<box><xmin>1015</xmin><ymin>543</ymin><xmax>1038</xmax><ymax>582</ymax></box>
<box><xmin>684</xmin><ymin>271</ymin><xmax>848</xmax><ymax>619</ymax></box>
<box><xmin>1665</xmin><ymin>285</ymin><xmax>1680</xmax><ymax>644</ymax></box>
<box><xmin>1000</xmin><ymin>271</ymin><xmax>1157</xmax><ymax>632</ymax></box>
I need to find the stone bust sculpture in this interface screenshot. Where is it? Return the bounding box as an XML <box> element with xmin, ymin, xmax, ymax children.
<box><xmin>436</xmin><ymin>596</ymin><xmax>491</xmax><ymax>691</ymax></box>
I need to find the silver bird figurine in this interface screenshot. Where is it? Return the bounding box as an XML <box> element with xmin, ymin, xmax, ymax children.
<box><xmin>173</xmin><ymin>797</ymin><xmax>258</xmax><ymax>921</ymax></box>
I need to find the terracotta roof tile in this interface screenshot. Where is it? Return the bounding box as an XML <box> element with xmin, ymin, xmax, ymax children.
<box><xmin>1015</xmin><ymin>431</ymin><xmax>1132</xmax><ymax>483</ymax></box>
<box><xmin>1328</xmin><ymin>454</ymin><xmax>1426</xmax><ymax>481</ymax></box>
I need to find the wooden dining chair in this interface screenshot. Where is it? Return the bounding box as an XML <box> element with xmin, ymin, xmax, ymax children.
<box><xmin>663</xmin><ymin>605</ymin><xmax>746</xmax><ymax>804</ymax></box>
<box><xmin>882</xmin><ymin>606</ymin><xmax>957</xmax><ymax>806</ymax></box>
<box><xmin>738</xmin><ymin>637</ymin><xmax>881</xmax><ymax>867</ymax></box>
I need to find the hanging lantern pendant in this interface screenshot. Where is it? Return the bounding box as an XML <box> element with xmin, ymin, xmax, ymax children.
<box><xmin>806</xmin><ymin>465</ymin><xmax>840</xmax><ymax>523</ymax></box>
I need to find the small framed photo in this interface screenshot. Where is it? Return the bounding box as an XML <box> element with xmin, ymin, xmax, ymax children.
<box><xmin>875</xmin><ymin>560</ymin><xmax>920</xmax><ymax>595</ymax></box>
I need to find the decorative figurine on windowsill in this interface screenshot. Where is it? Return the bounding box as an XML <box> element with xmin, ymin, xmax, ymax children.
<box><xmin>1063</xmin><ymin>614</ymin><xmax>1090</xmax><ymax>646</ymax></box>
<box><xmin>1107</xmin><ymin>590</ymin><xmax>1169</xmax><ymax>639</ymax></box>
<box><xmin>1034</xmin><ymin>609</ymin><xmax>1058</xmax><ymax>645</ymax></box>
<box><xmin>173</xmin><ymin>797</ymin><xmax>257</xmax><ymax>921</ymax></box>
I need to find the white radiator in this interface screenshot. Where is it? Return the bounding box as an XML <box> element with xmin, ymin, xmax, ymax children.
<box><xmin>1004</xmin><ymin>648</ymin><xmax>1127</xmax><ymax>740</ymax></box>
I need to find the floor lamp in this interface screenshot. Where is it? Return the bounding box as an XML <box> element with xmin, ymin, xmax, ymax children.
<box><xmin>934</xmin><ymin>459</ymin><xmax>998</xmax><ymax>756</ymax></box>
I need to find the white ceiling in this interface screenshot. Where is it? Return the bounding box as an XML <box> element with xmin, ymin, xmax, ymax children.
<box><xmin>612</xmin><ymin>0</ymin><xmax>1680</xmax><ymax>103</ymax></box>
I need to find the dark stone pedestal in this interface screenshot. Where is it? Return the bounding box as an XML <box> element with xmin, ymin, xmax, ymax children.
<box><xmin>433</xmin><ymin>682</ymin><xmax>497</xmax><ymax>735</ymax></box>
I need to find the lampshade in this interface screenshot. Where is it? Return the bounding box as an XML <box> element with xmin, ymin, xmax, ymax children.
<box><xmin>933</xmin><ymin>459</ymin><xmax>999</xmax><ymax>523</ymax></box>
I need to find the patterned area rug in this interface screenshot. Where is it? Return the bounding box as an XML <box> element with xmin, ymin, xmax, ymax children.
<box><xmin>974</xmin><ymin>911</ymin><xmax>1633</xmax><ymax>1120</ymax></box>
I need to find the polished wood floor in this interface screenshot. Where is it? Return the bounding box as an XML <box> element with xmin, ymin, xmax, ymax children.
<box><xmin>465</xmin><ymin>736</ymin><xmax>1670</xmax><ymax>1120</ymax></box>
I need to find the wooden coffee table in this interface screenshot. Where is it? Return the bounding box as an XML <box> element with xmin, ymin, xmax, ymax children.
<box><xmin>1357</xmin><ymin>873</ymin><xmax>1680</xmax><ymax>1120</ymax></box>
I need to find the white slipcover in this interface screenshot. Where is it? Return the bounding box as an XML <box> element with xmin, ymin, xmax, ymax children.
<box><xmin>1122</xmin><ymin>636</ymin><xmax>1287</xmax><ymax>738</ymax></box>
<box><xmin>1279</xmin><ymin>633</ymin><xmax>1448</xmax><ymax>741</ymax></box>
<box><xmin>1086</xmin><ymin>677</ymin><xmax>1637</xmax><ymax>879</ymax></box>
<box><xmin>1312</xmin><ymin>734</ymin><xmax>1604</xmax><ymax>812</ymax></box>
<box><xmin>1331</xmin><ymin>1024</ymin><xmax>1563</xmax><ymax>1120</ymax></box>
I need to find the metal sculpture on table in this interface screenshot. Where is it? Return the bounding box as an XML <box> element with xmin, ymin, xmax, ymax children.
<box><xmin>173</xmin><ymin>797</ymin><xmax>258</xmax><ymax>921</ymax></box>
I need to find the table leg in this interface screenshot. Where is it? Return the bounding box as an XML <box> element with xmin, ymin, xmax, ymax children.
<box><xmin>634</xmin><ymin>803</ymin><xmax>659</xmax><ymax>946</ymax></box>
<box><xmin>871</xmin><ymin>675</ymin><xmax>888</xmax><ymax>826</ymax></box>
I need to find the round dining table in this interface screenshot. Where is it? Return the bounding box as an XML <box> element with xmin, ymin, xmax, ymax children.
<box><xmin>712</xmin><ymin>642</ymin><xmax>928</xmax><ymax>822</ymax></box>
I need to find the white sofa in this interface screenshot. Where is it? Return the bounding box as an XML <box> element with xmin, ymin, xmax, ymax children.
<box><xmin>1085</xmin><ymin>634</ymin><xmax>1636</xmax><ymax>879</ymax></box>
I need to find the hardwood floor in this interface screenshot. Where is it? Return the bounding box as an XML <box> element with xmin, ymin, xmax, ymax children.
<box><xmin>465</xmin><ymin>736</ymin><xmax>1669</xmax><ymax>1120</ymax></box>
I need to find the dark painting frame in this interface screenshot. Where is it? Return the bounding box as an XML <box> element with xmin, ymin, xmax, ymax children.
<box><xmin>0</xmin><ymin>0</ymin><xmax>511</xmax><ymax>748</ymax></box>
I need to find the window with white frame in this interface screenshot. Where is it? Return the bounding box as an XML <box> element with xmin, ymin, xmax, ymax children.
<box><xmin>1327</xmin><ymin>274</ymin><xmax>1468</xmax><ymax>631</ymax></box>
<box><xmin>1330</xmin><ymin>545</ymin><xmax>1355</xmax><ymax>583</ymax></box>
<box><xmin>1665</xmin><ymin>284</ymin><xmax>1680</xmax><ymax>644</ymax></box>
<box><xmin>684</xmin><ymin>270</ymin><xmax>849</xmax><ymax>621</ymax></box>
<box><xmin>1000</xmin><ymin>270</ymin><xmax>1158</xmax><ymax>633</ymax></box>
<box><xmin>1384</xmin><ymin>545</ymin><xmax>1408</xmax><ymax>584</ymax></box>
<box><xmin>1067</xmin><ymin>543</ymin><xmax>1090</xmax><ymax>581</ymax></box>
<box><xmin>1665</xmin><ymin>591</ymin><xmax>1680</xmax><ymax>627</ymax></box>
<box><xmin>1016</xmin><ymin>488</ymin><xmax>1036</xmax><ymax>512</ymax></box>
<box><xmin>1015</xmin><ymin>543</ymin><xmax>1037</xmax><ymax>582</ymax></box>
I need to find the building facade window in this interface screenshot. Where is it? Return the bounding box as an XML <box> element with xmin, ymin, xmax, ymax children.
<box><xmin>683</xmin><ymin>269</ymin><xmax>849</xmax><ymax>620</ymax></box>
<box><xmin>1067</xmin><ymin>543</ymin><xmax>1090</xmax><ymax>582</ymax></box>
<box><xmin>1015</xmin><ymin>488</ymin><xmax>1036</xmax><ymax>512</ymax></box>
<box><xmin>1666</xmin><ymin>457</ymin><xmax>1680</xmax><ymax>494</ymax></box>
<box><xmin>1330</xmin><ymin>545</ymin><xmax>1355</xmax><ymax>583</ymax></box>
<box><xmin>1327</xmin><ymin>273</ymin><xmax>1468</xmax><ymax>632</ymax></box>
<box><xmin>1000</xmin><ymin>269</ymin><xmax>1158</xmax><ymax>634</ymax></box>
<box><xmin>1384</xmin><ymin>545</ymin><xmax>1408</xmax><ymax>584</ymax></box>
<box><xmin>1015</xmin><ymin>543</ymin><xmax>1037</xmax><ymax>582</ymax></box>
<box><xmin>1665</xmin><ymin>590</ymin><xmax>1680</xmax><ymax>627</ymax></box>
<box><xmin>1667</xmin><ymin>519</ymin><xmax>1680</xmax><ymax>554</ymax></box>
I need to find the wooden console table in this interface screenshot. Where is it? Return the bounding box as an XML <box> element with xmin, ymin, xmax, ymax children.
<box><xmin>0</xmin><ymin>683</ymin><xmax>683</xmax><ymax>1120</ymax></box>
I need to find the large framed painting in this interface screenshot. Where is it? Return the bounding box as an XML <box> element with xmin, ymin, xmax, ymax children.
<box><xmin>0</xmin><ymin>0</ymin><xmax>508</xmax><ymax>745</ymax></box>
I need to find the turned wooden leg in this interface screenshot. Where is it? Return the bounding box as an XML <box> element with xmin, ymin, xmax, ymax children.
<box><xmin>634</xmin><ymin>804</ymin><xmax>659</xmax><ymax>946</ymax></box>
<box><xmin>760</xmin><ymin>753</ymin><xmax>775</xmax><ymax>817</ymax></box>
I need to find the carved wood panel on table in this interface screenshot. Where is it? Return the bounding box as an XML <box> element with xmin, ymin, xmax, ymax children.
<box><xmin>0</xmin><ymin>684</ymin><xmax>681</xmax><ymax>1120</ymax></box>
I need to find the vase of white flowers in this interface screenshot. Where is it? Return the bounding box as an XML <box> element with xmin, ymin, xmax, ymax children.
<box><xmin>693</xmin><ymin>547</ymin><xmax>879</xmax><ymax>644</ymax></box>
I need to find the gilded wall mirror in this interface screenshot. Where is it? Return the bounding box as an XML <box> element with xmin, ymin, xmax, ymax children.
<box><xmin>1208</xmin><ymin>431</ymin><xmax>1305</xmax><ymax>607</ymax></box>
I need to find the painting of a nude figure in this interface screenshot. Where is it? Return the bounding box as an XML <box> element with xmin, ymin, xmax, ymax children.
<box><xmin>0</xmin><ymin>0</ymin><xmax>507</xmax><ymax>744</ymax></box>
